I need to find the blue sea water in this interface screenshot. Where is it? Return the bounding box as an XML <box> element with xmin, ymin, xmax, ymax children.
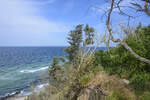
<box><xmin>0</xmin><ymin>47</ymin><xmax>106</xmax><ymax>98</ymax></box>
<box><xmin>0</xmin><ymin>47</ymin><xmax>67</xmax><ymax>97</ymax></box>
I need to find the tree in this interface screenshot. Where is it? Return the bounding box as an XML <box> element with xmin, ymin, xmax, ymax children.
<box><xmin>49</xmin><ymin>57</ymin><xmax>65</xmax><ymax>80</ymax></box>
<box><xmin>64</xmin><ymin>24</ymin><xmax>83</xmax><ymax>63</ymax></box>
<box><xmin>131</xmin><ymin>0</ymin><xmax>150</xmax><ymax>16</ymax></box>
<box><xmin>95</xmin><ymin>0</ymin><xmax>150</xmax><ymax>65</ymax></box>
<box><xmin>84</xmin><ymin>24</ymin><xmax>95</xmax><ymax>46</ymax></box>
<box><xmin>64</xmin><ymin>24</ymin><xmax>96</xmax><ymax>64</ymax></box>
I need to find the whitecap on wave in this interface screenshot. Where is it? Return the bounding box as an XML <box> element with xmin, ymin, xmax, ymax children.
<box><xmin>34</xmin><ymin>83</ymin><xmax>49</xmax><ymax>93</ymax></box>
<box><xmin>20</xmin><ymin>66</ymin><xmax>49</xmax><ymax>73</ymax></box>
<box><xmin>37</xmin><ymin>83</ymin><xmax>49</xmax><ymax>89</ymax></box>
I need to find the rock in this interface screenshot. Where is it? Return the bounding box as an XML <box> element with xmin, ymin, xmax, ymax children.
<box><xmin>77</xmin><ymin>85</ymin><xmax>107</xmax><ymax>100</ymax></box>
<box><xmin>120</xmin><ymin>79</ymin><xmax>130</xmax><ymax>85</ymax></box>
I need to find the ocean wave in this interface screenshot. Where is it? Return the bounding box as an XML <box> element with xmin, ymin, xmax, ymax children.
<box><xmin>17</xmin><ymin>90</ymin><xmax>32</xmax><ymax>97</ymax></box>
<box><xmin>37</xmin><ymin>83</ymin><xmax>49</xmax><ymax>89</ymax></box>
<box><xmin>20</xmin><ymin>66</ymin><xmax>49</xmax><ymax>73</ymax></box>
<box><xmin>0</xmin><ymin>83</ymin><xmax>49</xmax><ymax>99</ymax></box>
<box><xmin>0</xmin><ymin>91</ymin><xmax>21</xmax><ymax>99</ymax></box>
<box><xmin>34</xmin><ymin>83</ymin><xmax>49</xmax><ymax>93</ymax></box>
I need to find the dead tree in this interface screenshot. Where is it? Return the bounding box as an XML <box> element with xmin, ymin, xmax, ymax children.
<box><xmin>100</xmin><ymin>0</ymin><xmax>150</xmax><ymax>65</ymax></box>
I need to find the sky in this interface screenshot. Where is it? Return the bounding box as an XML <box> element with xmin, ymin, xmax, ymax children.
<box><xmin>0</xmin><ymin>0</ymin><xmax>150</xmax><ymax>46</ymax></box>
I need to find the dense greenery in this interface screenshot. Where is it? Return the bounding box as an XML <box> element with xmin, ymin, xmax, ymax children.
<box><xmin>94</xmin><ymin>24</ymin><xmax>150</xmax><ymax>95</ymax></box>
<box><xmin>64</xmin><ymin>24</ymin><xmax>83</xmax><ymax>63</ymax></box>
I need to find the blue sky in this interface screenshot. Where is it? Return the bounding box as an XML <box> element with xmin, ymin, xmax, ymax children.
<box><xmin>0</xmin><ymin>0</ymin><xmax>150</xmax><ymax>46</ymax></box>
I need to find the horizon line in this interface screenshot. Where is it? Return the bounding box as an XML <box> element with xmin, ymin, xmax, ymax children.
<box><xmin>0</xmin><ymin>46</ymin><xmax>109</xmax><ymax>47</ymax></box>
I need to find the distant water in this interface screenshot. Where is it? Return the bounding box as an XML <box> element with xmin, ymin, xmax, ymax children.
<box><xmin>0</xmin><ymin>47</ymin><xmax>106</xmax><ymax>98</ymax></box>
<box><xmin>0</xmin><ymin>47</ymin><xmax>67</xmax><ymax>97</ymax></box>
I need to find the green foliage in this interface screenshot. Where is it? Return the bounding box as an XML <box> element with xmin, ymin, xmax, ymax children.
<box><xmin>64</xmin><ymin>24</ymin><xmax>95</xmax><ymax>63</ymax></box>
<box><xmin>80</xmin><ymin>73</ymin><xmax>93</xmax><ymax>86</ymax></box>
<box><xmin>94</xmin><ymin>24</ymin><xmax>150</xmax><ymax>94</ymax></box>
<box><xmin>139</xmin><ymin>92</ymin><xmax>150</xmax><ymax>100</ymax></box>
<box><xmin>64</xmin><ymin>24</ymin><xmax>83</xmax><ymax>63</ymax></box>
<box><xmin>49</xmin><ymin>57</ymin><xmax>67</xmax><ymax>88</ymax></box>
<box><xmin>106</xmin><ymin>88</ymin><xmax>132</xmax><ymax>100</ymax></box>
<box><xmin>130</xmin><ymin>73</ymin><xmax>150</xmax><ymax>92</ymax></box>
<box><xmin>28</xmin><ymin>24</ymin><xmax>150</xmax><ymax>100</ymax></box>
<box><xmin>43</xmin><ymin>24</ymin><xmax>96</xmax><ymax>100</ymax></box>
<box><xmin>84</xmin><ymin>24</ymin><xmax>95</xmax><ymax>45</ymax></box>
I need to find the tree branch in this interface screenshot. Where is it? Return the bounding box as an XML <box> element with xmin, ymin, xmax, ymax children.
<box><xmin>144</xmin><ymin>0</ymin><xmax>150</xmax><ymax>16</ymax></box>
<box><xmin>105</xmin><ymin>0</ymin><xmax>150</xmax><ymax>65</ymax></box>
<box><xmin>121</xmin><ymin>42</ymin><xmax>150</xmax><ymax>65</ymax></box>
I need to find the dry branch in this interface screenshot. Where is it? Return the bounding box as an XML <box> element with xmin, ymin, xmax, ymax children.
<box><xmin>105</xmin><ymin>0</ymin><xmax>150</xmax><ymax>65</ymax></box>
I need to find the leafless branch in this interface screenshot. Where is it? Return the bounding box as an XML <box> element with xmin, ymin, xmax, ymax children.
<box><xmin>131</xmin><ymin>0</ymin><xmax>150</xmax><ymax>16</ymax></box>
<box><xmin>105</xmin><ymin>0</ymin><xmax>150</xmax><ymax>65</ymax></box>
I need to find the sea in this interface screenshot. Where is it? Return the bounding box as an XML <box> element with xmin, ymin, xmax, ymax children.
<box><xmin>0</xmin><ymin>47</ymin><xmax>106</xmax><ymax>98</ymax></box>
<box><xmin>0</xmin><ymin>47</ymin><xmax>67</xmax><ymax>98</ymax></box>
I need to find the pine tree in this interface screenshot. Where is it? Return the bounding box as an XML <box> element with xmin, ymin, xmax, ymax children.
<box><xmin>65</xmin><ymin>24</ymin><xmax>83</xmax><ymax>63</ymax></box>
<box><xmin>84</xmin><ymin>24</ymin><xmax>95</xmax><ymax>46</ymax></box>
<box><xmin>65</xmin><ymin>24</ymin><xmax>95</xmax><ymax>63</ymax></box>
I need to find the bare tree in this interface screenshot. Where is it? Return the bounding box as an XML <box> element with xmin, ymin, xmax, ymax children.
<box><xmin>131</xmin><ymin>0</ymin><xmax>150</xmax><ymax>16</ymax></box>
<box><xmin>97</xmin><ymin>0</ymin><xmax>150</xmax><ymax>65</ymax></box>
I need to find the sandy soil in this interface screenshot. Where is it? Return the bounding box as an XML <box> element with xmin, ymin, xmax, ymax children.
<box><xmin>6</xmin><ymin>96</ymin><xmax>27</xmax><ymax>100</ymax></box>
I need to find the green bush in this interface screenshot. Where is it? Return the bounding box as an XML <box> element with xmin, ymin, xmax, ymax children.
<box><xmin>106</xmin><ymin>88</ymin><xmax>132</xmax><ymax>100</ymax></box>
<box><xmin>94</xmin><ymin>24</ymin><xmax>150</xmax><ymax>94</ymax></box>
<box><xmin>130</xmin><ymin>73</ymin><xmax>150</xmax><ymax>92</ymax></box>
<box><xmin>139</xmin><ymin>92</ymin><xmax>150</xmax><ymax>100</ymax></box>
<box><xmin>80</xmin><ymin>73</ymin><xmax>93</xmax><ymax>86</ymax></box>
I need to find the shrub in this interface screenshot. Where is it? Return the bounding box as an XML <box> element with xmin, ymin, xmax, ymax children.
<box><xmin>130</xmin><ymin>73</ymin><xmax>150</xmax><ymax>92</ymax></box>
<box><xmin>106</xmin><ymin>88</ymin><xmax>133</xmax><ymax>100</ymax></box>
<box><xmin>94</xmin><ymin>25</ymin><xmax>150</xmax><ymax>94</ymax></box>
<box><xmin>80</xmin><ymin>73</ymin><xmax>93</xmax><ymax>86</ymax></box>
<box><xmin>139</xmin><ymin>92</ymin><xmax>150</xmax><ymax>100</ymax></box>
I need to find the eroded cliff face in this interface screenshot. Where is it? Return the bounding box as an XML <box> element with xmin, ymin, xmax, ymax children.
<box><xmin>77</xmin><ymin>85</ymin><xmax>106</xmax><ymax>100</ymax></box>
<box><xmin>77</xmin><ymin>74</ymin><xmax>107</xmax><ymax>100</ymax></box>
<box><xmin>77</xmin><ymin>72</ymin><xmax>135</xmax><ymax>100</ymax></box>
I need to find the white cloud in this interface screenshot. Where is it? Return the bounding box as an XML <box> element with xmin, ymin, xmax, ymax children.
<box><xmin>0</xmin><ymin>0</ymin><xmax>73</xmax><ymax>46</ymax></box>
<box><xmin>0</xmin><ymin>0</ymin><xmax>69</xmax><ymax>35</ymax></box>
<box><xmin>24</xmin><ymin>0</ymin><xmax>56</xmax><ymax>6</ymax></box>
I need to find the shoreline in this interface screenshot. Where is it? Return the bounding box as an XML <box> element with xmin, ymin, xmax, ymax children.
<box><xmin>1</xmin><ymin>83</ymin><xmax>49</xmax><ymax>100</ymax></box>
<box><xmin>6</xmin><ymin>96</ymin><xmax>27</xmax><ymax>100</ymax></box>
<box><xmin>0</xmin><ymin>91</ymin><xmax>28</xmax><ymax>100</ymax></box>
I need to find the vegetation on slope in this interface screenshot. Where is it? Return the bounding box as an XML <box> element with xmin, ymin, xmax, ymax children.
<box><xmin>26</xmin><ymin>23</ymin><xmax>150</xmax><ymax>100</ymax></box>
<box><xmin>26</xmin><ymin>0</ymin><xmax>150</xmax><ymax>98</ymax></box>
<box><xmin>94</xmin><ymin>24</ymin><xmax>150</xmax><ymax>99</ymax></box>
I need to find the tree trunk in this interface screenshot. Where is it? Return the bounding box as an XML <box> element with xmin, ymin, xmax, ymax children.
<box><xmin>121</xmin><ymin>42</ymin><xmax>150</xmax><ymax>65</ymax></box>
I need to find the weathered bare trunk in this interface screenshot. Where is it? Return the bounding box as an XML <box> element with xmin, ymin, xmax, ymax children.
<box><xmin>121</xmin><ymin>42</ymin><xmax>150</xmax><ymax>65</ymax></box>
<box><xmin>105</xmin><ymin>0</ymin><xmax>150</xmax><ymax>65</ymax></box>
<box><xmin>144</xmin><ymin>0</ymin><xmax>150</xmax><ymax>16</ymax></box>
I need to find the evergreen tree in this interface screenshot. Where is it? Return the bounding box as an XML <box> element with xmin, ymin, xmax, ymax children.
<box><xmin>84</xmin><ymin>24</ymin><xmax>95</xmax><ymax>46</ymax></box>
<box><xmin>65</xmin><ymin>24</ymin><xmax>95</xmax><ymax>63</ymax></box>
<box><xmin>65</xmin><ymin>24</ymin><xmax>83</xmax><ymax>62</ymax></box>
<box><xmin>49</xmin><ymin>57</ymin><xmax>65</xmax><ymax>86</ymax></box>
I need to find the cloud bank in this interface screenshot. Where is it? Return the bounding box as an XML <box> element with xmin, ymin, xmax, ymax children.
<box><xmin>0</xmin><ymin>0</ymin><xmax>69</xmax><ymax>46</ymax></box>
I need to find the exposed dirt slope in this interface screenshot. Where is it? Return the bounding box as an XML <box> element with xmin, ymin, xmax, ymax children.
<box><xmin>77</xmin><ymin>72</ymin><xmax>135</xmax><ymax>100</ymax></box>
